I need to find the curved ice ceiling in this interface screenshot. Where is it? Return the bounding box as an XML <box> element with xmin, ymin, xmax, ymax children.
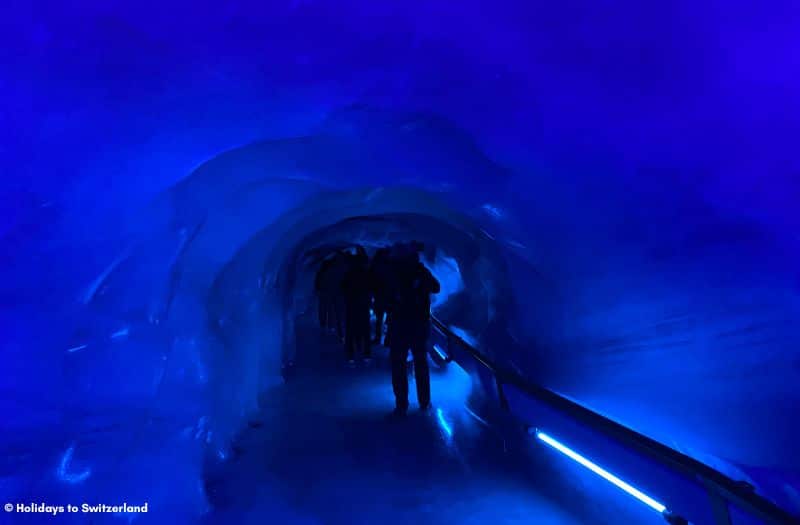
<box><xmin>2</xmin><ymin>0</ymin><xmax>799</xmax><ymax>519</ymax></box>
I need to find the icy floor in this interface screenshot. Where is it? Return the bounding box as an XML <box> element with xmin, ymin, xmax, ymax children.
<box><xmin>200</xmin><ymin>319</ymin><xmax>584</xmax><ymax>525</ymax></box>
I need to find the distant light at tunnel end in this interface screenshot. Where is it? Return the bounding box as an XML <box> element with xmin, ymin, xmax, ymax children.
<box><xmin>535</xmin><ymin>431</ymin><xmax>667</xmax><ymax>514</ymax></box>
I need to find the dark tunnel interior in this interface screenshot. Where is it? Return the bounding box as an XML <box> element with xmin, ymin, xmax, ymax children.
<box><xmin>2</xmin><ymin>2</ymin><xmax>800</xmax><ymax>524</ymax></box>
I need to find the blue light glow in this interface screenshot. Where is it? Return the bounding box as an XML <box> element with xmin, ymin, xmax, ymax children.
<box><xmin>535</xmin><ymin>431</ymin><xmax>667</xmax><ymax>514</ymax></box>
<box><xmin>110</xmin><ymin>327</ymin><xmax>130</xmax><ymax>340</ymax></box>
<box><xmin>433</xmin><ymin>344</ymin><xmax>448</xmax><ymax>361</ymax></box>
<box><xmin>481</xmin><ymin>203</ymin><xmax>503</xmax><ymax>218</ymax></box>
<box><xmin>56</xmin><ymin>445</ymin><xmax>91</xmax><ymax>484</ymax></box>
<box><xmin>2</xmin><ymin>2</ymin><xmax>798</xmax><ymax>520</ymax></box>
<box><xmin>436</xmin><ymin>408</ymin><xmax>453</xmax><ymax>439</ymax></box>
<box><xmin>464</xmin><ymin>406</ymin><xmax>489</xmax><ymax>427</ymax></box>
<box><xmin>448</xmin><ymin>326</ymin><xmax>478</xmax><ymax>347</ymax></box>
<box><xmin>424</xmin><ymin>252</ymin><xmax>464</xmax><ymax>310</ymax></box>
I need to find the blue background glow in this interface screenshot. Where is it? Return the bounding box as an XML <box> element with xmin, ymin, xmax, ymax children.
<box><xmin>1</xmin><ymin>1</ymin><xmax>799</xmax><ymax>522</ymax></box>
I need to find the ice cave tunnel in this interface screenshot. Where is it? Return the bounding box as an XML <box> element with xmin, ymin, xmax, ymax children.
<box><xmin>1</xmin><ymin>2</ymin><xmax>799</xmax><ymax>524</ymax></box>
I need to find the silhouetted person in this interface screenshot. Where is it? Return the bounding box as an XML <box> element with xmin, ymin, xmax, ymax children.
<box><xmin>342</xmin><ymin>246</ymin><xmax>372</xmax><ymax>362</ymax></box>
<box><xmin>388</xmin><ymin>244</ymin><xmax>440</xmax><ymax>415</ymax></box>
<box><xmin>318</xmin><ymin>251</ymin><xmax>349</xmax><ymax>339</ymax></box>
<box><xmin>369</xmin><ymin>247</ymin><xmax>392</xmax><ymax>345</ymax></box>
<box><xmin>314</xmin><ymin>255</ymin><xmax>336</xmax><ymax>330</ymax></box>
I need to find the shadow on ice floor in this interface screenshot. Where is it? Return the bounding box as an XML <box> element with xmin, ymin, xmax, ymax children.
<box><xmin>201</xmin><ymin>316</ymin><xmax>590</xmax><ymax>525</ymax></box>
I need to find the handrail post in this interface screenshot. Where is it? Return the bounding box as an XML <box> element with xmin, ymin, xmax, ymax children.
<box><xmin>495</xmin><ymin>376</ymin><xmax>510</xmax><ymax>411</ymax></box>
<box><xmin>445</xmin><ymin>333</ymin><xmax>454</xmax><ymax>358</ymax></box>
<box><xmin>705</xmin><ymin>483</ymin><xmax>733</xmax><ymax>525</ymax></box>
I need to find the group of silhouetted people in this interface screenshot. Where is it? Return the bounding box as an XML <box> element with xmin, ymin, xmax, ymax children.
<box><xmin>314</xmin><ymin>242</ymin><xmax>440</xmax><ymax>416</ymax></box>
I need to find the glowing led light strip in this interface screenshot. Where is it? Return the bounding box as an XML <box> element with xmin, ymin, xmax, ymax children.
<box><xmin>536</xmin><ymin>431</ymin><xmax>667</xmax><ymax>513</ymax></box>
<box><xmin>432</xmin><ymin>344</ymin><xmax>448</xmax><ymax>361</ymax></box>
<box><xmin>436</xmin><ymin>408</ymin><xmax>453</xmax><ymax>438</ymax></box>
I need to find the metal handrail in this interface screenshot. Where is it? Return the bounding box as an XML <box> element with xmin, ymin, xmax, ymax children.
<box><xmin>430</xmin><ymin>316</ymin><xmax>798</xmax><ymax>525</ymax></box>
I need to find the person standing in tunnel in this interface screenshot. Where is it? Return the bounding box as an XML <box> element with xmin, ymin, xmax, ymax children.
<box><xmin>369</xmin><ymin>246</ymin><xmax>392</xmax><ymax>345</ymax></box>
<box><xmin>314</xmin><ymin>255</ymin><xmax>336</xmax><ymax>330</ymax></box>
<box><xmin>321</xmin><ymin>250</ymin><xmax>349</xmax><ymax>340</ymax></box>
<box><xmin>388</xmin><ymin>243</ymin><xmax>440</xmax><ymax>415</ymax></box>
<box><xmin>341</xmin><ymin>246</ymin><xmax>372</xmax><ymax>364</ymax></box>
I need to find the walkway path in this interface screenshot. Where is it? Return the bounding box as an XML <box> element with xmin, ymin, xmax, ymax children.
<box><xmin>202</xmin><ymin>316</ymin><xmax>583</xmax><ymax>525</ymax></box>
